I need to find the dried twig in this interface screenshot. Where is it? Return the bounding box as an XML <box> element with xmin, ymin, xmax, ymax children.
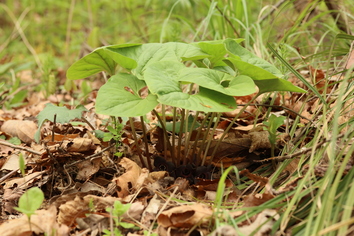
<box><xmin>255</xmin><ymin>134</ymin><xmax>345</xmax><ymax>162</ymax></box>
<box><xmin>65</xmin><ymin>143</ymin><xmax>115</xmax><ymax>167</ymax></box>
<box><xmin>0</xmin><ymin>140</ymin><xmax>43</xmax><ymax>156</ymax></box>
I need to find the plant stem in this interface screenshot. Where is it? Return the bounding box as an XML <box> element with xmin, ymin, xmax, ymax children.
<box><xmin>153</xmin><ymin>109</ymin><xmax>174</xmax><ymax>164</ymax></box>
<box><xmin>129</xmin><ymin>117</ymin><xmax>146</xmax><ymax>168</ymax></box>
<box><xmin>202</xmin><ymin>113</ymin><xmax>221</xmax><ymax>166</ymax></box>
<box><xmin>140</xmin><ymin>116</ymin><xmax>153</xmax><ymax>170</ymax></box>
<box><xmin>177</xmin><ymin>109</ymin><xmax>185</xmax><ymax>166</ymax></box>
<box><xmin>184</xmin><ymin>111</ymin><xmax>200</xmax><ymax>163</ymax></box>
<box><xmin>190</xmin><ymin>112</ymin><xmax>212</xmax><ymax>165</ymax></box>
<box><xmin>210</xmin><ymin>94</ymin><xmax>259</xmax><ymax>160</ymax></box>
<box><xmin>197</xmin><ymin>112</ymin><xmax>216</xmax><ymax>166</ymax></box>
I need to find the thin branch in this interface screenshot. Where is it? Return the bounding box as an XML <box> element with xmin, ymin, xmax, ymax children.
<box><xmin>65</xmin><ymin>143</ymin><xmax>115</xmax><ymax>167</ymax></box>
<box><xmin>254</xmin><ymin>134</ymin><xmax>345</xmax><ymax>162</ymax></box>
<box><xmin>0</xmin><ymin>140</ymin><xmax>43</xmax><ymax>156</ymax></box>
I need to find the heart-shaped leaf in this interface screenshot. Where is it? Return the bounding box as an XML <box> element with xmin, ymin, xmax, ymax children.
<box><xmin>96</xmin><ymin>73</ymin><xmax>158</xmax><ymax>117</ymax></box>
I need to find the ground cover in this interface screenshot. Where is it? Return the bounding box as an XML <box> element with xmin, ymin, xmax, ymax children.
<box><xmin>0</xmin><ymin>0</ymin><xmax>353</xmax><ymax>235</ymax></box>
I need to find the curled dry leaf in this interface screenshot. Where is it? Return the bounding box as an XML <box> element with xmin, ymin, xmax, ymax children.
<box><xmin>157</xmin><ymin>203</ymin><xmax>212</xmax><ymax>228</ymax></box>
<box><xmin>114</xmin><ymin>157</ymin><xmax>141</xmax><ymax>198</ymax></box>
<box><xmin>1</xmin><ymin>120</ymin><xmax>37</xmax><ymax>143</ymax></box>
<box><xmin>0</xmin><ymin>205</ymin><xmax>69</xmax><ymax>236</ymax></box>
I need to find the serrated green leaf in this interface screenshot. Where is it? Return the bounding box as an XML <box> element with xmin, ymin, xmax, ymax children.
<box><xmin>35</xmin><ymin>104</ymin><xmax>87</xmax><ymax>142</ymax></box>
<box><xmin>95</xmin><ymin>73</ymin><xmax>158</xmax><ymax>117</ymax></box>
<box><xmin>14</xmin><ymin>187</ymin><xmax>44</xmax><ymax>217</ymax></box>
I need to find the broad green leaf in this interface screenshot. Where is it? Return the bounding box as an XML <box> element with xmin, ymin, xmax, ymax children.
<box><xmin>144</xmin><ymin>61</ymin><xmax>236</xmax><ymax>112</ymax></box>
<box><xmin>225</xmin><ymin>39</ymin><xmax>283</xmax><ymax>77</ymax></box>
<box><xmin>37</xmin><ymin>103</ymin><xmax>87</xmax><ymax>127</ymax></box>
<box><xmin>96</xmin><ymin>73</ymin><xmax>158</xmax><ymax>117</ymax></box>
<box><xmin>35</xmin><ymin>104</ymin><xmax>86</xmax><ymax>142</ymax></box>
<box><xmin>224</xmin><ymin>40</ymin><xmax>306</xmax><ymax>93</ymax></box>
<box><xmin>67</xmin><ymin>47</ymin><xmax>116</xmax><ymax>79</ymax></box>
<box><xmin>14</xmin><ymin>187</ymin><xmax>44</xmax><ymax>217</ymax></box>
<box><xmin>66</xmin><ymin>43</ymin><xmax>141</xmax><ymax>80</ymax></box>
<box><xmin>178</xmin><ymin>68</ymin><xmax>256</xmax><ymax>96</ymax></box>
<box><xmin>158</xmin><ymin>87</ymin><xmax>237</xmax><ymax>112</ymax></box>
<box><xmin>144</xmin><ymin>61</ymin><xmax>185</xmax><ymax>96</ymax></box>
<box><xmin>195</xmin><ymin>39</ymin><xmax>243</xmax><ymax>67</ymax></box>
<box><xmin>132</xmin><ymin>43</ymin><xmax>209</xmax><ymax>79</ymax></box>
<box><xmin>227</xmin><ymin>57</ymin><xmax>306</xmax><ymax>93</ymax></box>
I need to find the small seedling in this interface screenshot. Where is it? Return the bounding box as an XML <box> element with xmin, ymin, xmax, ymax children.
<box><xmin>263</xmin><ymin>114</ymin><xmax>286</xmax><ymax>157</ymax></box>
<box><xmin>103</xmin><ymin>201</ymin><xmax>135</xmax><ymax>236</ymax></box>
<box><xmin>103</xmin><ymin>117</ymin><xmax>124</xmax><ymax>157</ymax></box>
<box><xmin>13</xmin><ymin>154</ymin><xmax>45</xmax><ymax>230</ymax></box>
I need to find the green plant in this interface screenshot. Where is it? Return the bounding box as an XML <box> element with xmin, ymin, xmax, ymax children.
<box><xmin>103</xmin><ymin>201</ymin><xmax>135</xmax><ymax>236</ymax></box>
<box><xmin>13</xmin><ymin>154</ymin><xmax>45</xmax><ymax>231</ymax></box>
<box><xmin>67</xmin><ymin>39</ymin><xmax>305</xmax><ymax>167</ymax></box>
<box><xmin>263</xmin><ymin>114</ymin><xmax>286</xmax><ymax>157</ymax></box>
<box><xmin>103</xmin><ymin>117</ymin><xmax>124</xmax><ymax>157</ymax></box>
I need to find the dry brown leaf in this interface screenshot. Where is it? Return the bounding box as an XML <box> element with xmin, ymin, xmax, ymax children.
<box><xmin>1</xmin><ymin>153</ymin><xmax>21</xmax><ymax>171</ymax></box>
<box><xmin>1</xmin><ymin>120</ymin><xmax>37</xmax><ymax>143</ymax></box>
<box><xmin>248</xmin><ymin>130</ymin><xmax>271</xmax><ymax>153</ymax></box>
<box><xmin>243</xmin><ymin>193</ymin><xmax>275</xmax><ymax>208</ymax></box>
<box><xmin>240</xmin><ymin>169</ymin><xmax>269</xmax><ymax>187</ymax></box>
<box><xmin>3</xmin><ymin>170</ymin><xmax>47</xmax><ymax>189</ymax></box>
<box><xmin>0</xmin><ymin>205</ymin><xmax>69</xmax><ymax>236</ymax></box>
<box><xmin>157</xmin><ymin>203</ymin><xmax>212</xmax><ymax>228</ymax></box>
<box><xmin>76</xmin><ymin>158</ymin><xmax>102</xmax><ymax>180</ymax></box>
<box><xmin>238</xmin><ymin>209</ymin><xmax>279</xmax><ymax>236</ymax></box>
<box><xmin>141</xmin><ymin>194</ymin><xmax>162</xmax><ymax>227</ymax></box>
<box><xmin>210</xmin><ymin>225</ymin><xmax>237</xmax><ymax>236</ymax></box>
<box><xmin>114</xmin><ymin>157</ymin><xmax>142</xmax><ymax>198</ymax></box>
<box><xmin>122</xmin><ymin>201</ymin><xmax>145</xmax><ymax>221</ymax></box>
<box><xmin>58</xmin><ymin>194</ymin><xmax>119</xmax><ymax>226</ymax></box>
<box><xmin>65</xmin><ymin>138</ymin><xmax>94</xmax><ymax>152</ymax></box>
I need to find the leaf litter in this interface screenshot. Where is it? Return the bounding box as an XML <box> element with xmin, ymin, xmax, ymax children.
<box><xmin>0</xmin><ymin>64</ymin><xmax>353</xmax><ymax>236</ymax></box>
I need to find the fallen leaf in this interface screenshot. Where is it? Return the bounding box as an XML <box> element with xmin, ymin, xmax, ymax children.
<box><xmin>157</xmin><ymin>203</ymin><xmax>212</xmax><ymax>228</ymax></box>
<box><xmin>114</xmin><ymin>157</ymin><xmax>142</xmax><ymax>198</ymax></box>
<box><xmin>0</xmin><ymin>205</ymin><xmax>69</xmax><ymax>236</ymax></box>
<box><xmin>1</xmin><ymin>120</ymin><xmax>37</xmax><ymax>143</ymax></box>
<box><xmin>238</xmin><ymin>209</ymin><xmax>279</xmax><ymax>236</ymax></box>
<box><xmin>58</xmin><ymin>194</ymin><xmax>119</xmax><ymax>226</ymax></box>
<box><xmin>76</xmin><ymin>157</ymin><xmax>102</xmax><ymax>180</ymax></box>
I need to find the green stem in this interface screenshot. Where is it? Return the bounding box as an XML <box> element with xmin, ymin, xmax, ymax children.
<box><xmin>140</xmin><ymin>116</ymin><xmax>153</xmax><ymax>170</ymax></box>
<box><xmin>129</xmin><ymin>117</ymin><xmax>146</xmax><ymax>168</ymax></box>
<box><xmin>197</xmin><ymin>112</ymin><xmax>216</xmax><ymax>166</ymax></box>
